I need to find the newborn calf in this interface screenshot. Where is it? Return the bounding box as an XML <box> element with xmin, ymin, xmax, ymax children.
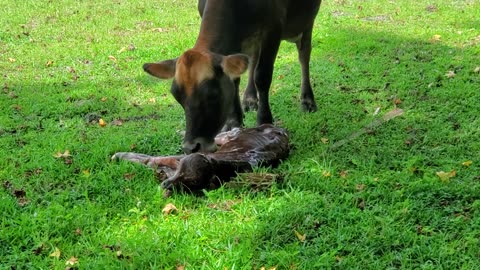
<box><xmin>112</xmin><ymin>124</ymin><xmax>289</xmax><ymax>191</ymax></box>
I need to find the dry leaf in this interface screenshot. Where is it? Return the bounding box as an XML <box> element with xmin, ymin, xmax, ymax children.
<box><xmin>8</xmin><ymin>58</ymin><xmax>16</xmax><ymax>62</ymax></box>
<box><xmin>462</xmin><ymin>160</ymin><xmax>473</xmax><ymax>167</ymax></box>
<box><xmin>108</xmin><ymin>55</ymin><xmax>117</xmax><ymax>62</ymax></box>
<box><xmin>65</xmin><ymin>256</ymin><xmax>78</xmax><ymax>266</ymax></box>
<box><xmin>474</xmin><ymin>67</ymin><xmax>480</xmax><ymax>73</ymax></box>
<box><xmin>49</xmin><ymin>247</ymin><xmax>61</xmax><ymax>258</ymax></box>
<box><xmin>46</xmin><ymin>60</ymin><xmax>53</xmax><ymax>67</ymax></box>
<box><xmin>393</xmin><ymin>98</ymin><xmax>402</xmax><ymax>105</ymax></box>
<box><xmin>322</xmin><ymin>170</ymin><xmax>332</xmax><ymax>177</ymax></box>
<box><xmin>124</xmin><ymin>173</ymin><xmax>135</xmax><ymax>181</ymax></box>
<box><xmin>356</xmin><ymin>184</ymin><xmax>366</xmax><ymax>191</ymax></box>
<box><xmin>436</xmin><ymin>170</ymin><xmax>456</xmax><ymax>182</ymax></box>
<box><xmin>152</xmin><ymin>27</ymin><xmax>166</xmax><ymax>32</ymax></box>
<box><xmin>54</xmin><ymin>150</ymin><xmax>71</xmax><ymax>158</ymax></box>
<box><xmin>101</xmin><ymin>97</ymin><xmax>108</xmax><ymax>102</ymax></box>
<box><xmin>128</xmin><ymin>44</ymin><xmax>135</xmax><ymax>51</ymax></box>
<box><xmin>74</xmin><ymin>228</ymin><xmax>82</xmax><ymax>235</ymax></box>
<box><xmin>111</xmin><ymin>119</ymin><xmax>124</xmax><ymax>126</ymax></box>
<box><xmin>445</xmin><ymin>70</ymin><xmax>455</xmax><ymax>78</ymax></box>
<box><xmin>99</xmin><ymin>118</ymin><xmax>107</xmax><ymax>127</ymax></box>
<box><xmin>320</xmin><ymin>137</ymin><xmax>329</xmax><ymax>144</ymax></box>
<box><xmin>294</xmin><ymin>230</ymin><xmax>306</xmax><ymax>242</ymax></box>
<box><xmin>118</xmin><ymin>47</ymin><xmax>127</xmax><ymax>53</ymax></box>
<box><xmin>431</xmin><ymin>34</ymin><xmax>441</xmax><ymax>42</ymax></box>
<box><xmin>339</xmin><ymin>170</ymin><xmax>348</xmax><ymax>178</ymax></box>
<box><xmin>176</xmin><ymin>264</ymin><xmax>186</xmax><ymax>270</ymax></box>
<box><xmin>162</xmin><ymin>203</ymin><xmax>178</xmax><ymax>215</ymax></box>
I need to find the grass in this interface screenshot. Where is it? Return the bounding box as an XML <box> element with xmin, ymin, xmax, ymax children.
<box><xmin>1</xmin><ymin>0</ymin><xmax>479</xmax><ymax>268</ymax></box>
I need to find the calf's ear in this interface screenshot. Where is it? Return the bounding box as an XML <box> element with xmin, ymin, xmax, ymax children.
<box><xmin>221</xmin><ymin>54</ymin><xmax>249</xmax><ymax>79</ymax></box>
<box><xmin>143</xmin><ymin>59</ymin><xmax>176</xmax><ymax>79</ymax></box>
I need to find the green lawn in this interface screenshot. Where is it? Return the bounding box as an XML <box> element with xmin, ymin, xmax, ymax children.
<box><xmin>1</xmin><ymin>0</ymin><xmax>480</xmax><ymax>269</ymax></box>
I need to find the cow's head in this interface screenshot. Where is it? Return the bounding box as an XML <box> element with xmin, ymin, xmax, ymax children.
<box><xmin>143</xmin><ymin>50</ymin><xmax>249</xmax><ymax>153</ymax></box>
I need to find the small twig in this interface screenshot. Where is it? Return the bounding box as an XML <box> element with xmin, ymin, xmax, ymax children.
<box><xmin>330</xmin><ymin>108</ymin><xmax>404</xmax><ymax>150</ymax></box>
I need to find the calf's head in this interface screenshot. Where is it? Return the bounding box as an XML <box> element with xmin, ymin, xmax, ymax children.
<box><xmin>144</xmin><ymin>50</ymin><xmax>248</xmax><ymax>153</ymax></box>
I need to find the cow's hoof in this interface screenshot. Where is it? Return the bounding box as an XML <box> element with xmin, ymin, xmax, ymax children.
<box><xmin>301</xmin><ymin>99</ymin><xmax>317</xmax><ymax>112</ymax></box>
<box><xmin>243</xmin><ymin>98</ymin><xmax>258</xmax><ymax>112</ymax></box>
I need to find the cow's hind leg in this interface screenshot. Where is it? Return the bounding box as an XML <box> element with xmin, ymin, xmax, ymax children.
<box><xmin>296</xmin><ymin>27</ymin><xmax>317</xmax><ymax>112</ymax></box>
<box><xmin>242</xmin><ymin>50</ymin><xmax>259</xmax><ymax>112</ymax></box>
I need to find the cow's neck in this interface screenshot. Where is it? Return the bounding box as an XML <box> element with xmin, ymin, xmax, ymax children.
<box><xmin>194</xmin><ymin>1</ymin><xmax>241</xmax><ymax>55</ymax></box>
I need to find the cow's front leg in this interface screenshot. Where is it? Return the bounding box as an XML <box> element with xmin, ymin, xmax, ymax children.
<box><xmin>255</xmin><ymin>35</ymin><xmax>281</xmax><ymax>125</ymax></box>
<box><xmin>222</xmin><ymin>78</ymin><xmax>243</xmax><ymax>131</ymax></box>
<box><xmin>242</xmin><ymin>50</ymin><xmax>259</xmax><ymax>112</ymax></box>
<box><xmin>296</xmin><ymin>27</ymin><xmax>317</xmax><ymax>112</ymax></box>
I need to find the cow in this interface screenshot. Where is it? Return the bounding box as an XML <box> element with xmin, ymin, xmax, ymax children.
<box><xmin>143</xmin><ymin>0</ymin><xmax>322</xmax><ymax>153</ymax></box>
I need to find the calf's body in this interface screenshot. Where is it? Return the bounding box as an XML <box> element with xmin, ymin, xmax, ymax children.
<box><xmin>144</xmin><ymin>0</ymin><xmax>321</xmax><ymax>153</ymax></box>
<box><xmin>112</xmin><ymin>124</ymin><xmax>289</xmax><ymax>191</ymax></box>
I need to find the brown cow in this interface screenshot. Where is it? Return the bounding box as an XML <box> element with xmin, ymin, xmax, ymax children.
<box><xmin>144</xmin><ymin>0</ymin><xmax>322</xmax><ymax>153</ymax></box>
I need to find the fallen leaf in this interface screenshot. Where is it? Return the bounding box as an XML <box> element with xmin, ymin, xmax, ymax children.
<box><xmin>124</xmin><ymin>173</ymin><xmax>135</xmax><ymax>181</ymax></box>
<box><xmin>149</xmin><ymin>97</ymin><xmax>156</xmax><ymax>103</ymax></box>
<box><xmin>294</xmin><ymin>230</ymin><xmax>306</xmax><ymax>242</ymax></box>
<box><xmin>431</xmin><ymin>34</ymin><xmax>441</xmax><ymax>42</ymax></box>
<box><xmin>339</xmin><ymin>171</ymin><xmax>348</xmax><ymax>178</ymax></box>
<box><xmin>46</xmin><ymin>60</ymin><xmax>53</xmax><ymax>67</ymax></box>
<box><xmin>8</xmin><ymin>58</ymin><xmax>16</xmax><ymax>62</ymax></box>
<box><xmin>108</xmin><ymin>55</ymin><xmax>117</xmax><ymax>62</ymax></box>
<box><xmin>49</xmin><ymin>247</ymin><xmax>61</xmax><ymax>258</ymax></box>
<box><xmin>152</xmin><ymin>27</ymin><xmax>166</xmax><ymax>32</ymax></box>
<box><xmin>462</xmin><ymin>160</ymin><xmax>473</xmax><ymax>167</ymax></box>
<box><xmin>112</xmin><ymin>119</ymin><xmax>124</xmax><ymax>126</ymax></box>
<box><xmin>322</xmin><ymin>170</ymin><xmax>332</xmax><ymax>177</ymax></box>
<box><xmin>74</xmin><ymin>228</ymin><xmax>82</xmax><ymax>235</ymax></box>
<box><xmin>162</xmin><ymin>203</ymin><xmax>178</xmax><ymax>215</ymax></box>
<box><xmin>357</xmin><ymin>199</ymin><xmax>366</xmax><ymax>210</ymax></box>
<box><xmin>54</xmin><ymin>150</ymin><xmax>71</xmax><ymax>158</ymax></box>
<box><xmin>474</xmin><ymin>66</ymin><xmax>480</xmax><ymax>73</ymax></box>
<box><xmin>356</xmin><ymin>184</ymin><xmax>366</xmax><ymax>191</ymax></box>
<box><xmin>118</xmin><ymin>47</ymin><xmax>127</xmax><ymax>53</ymax></box>
<box><xmin>98</xmin><ymin>118</ymin><xmax>107</xmax><ymax>127</ymax></box>
<box><xmin>65</xmin><ymin>256</ymin><xmax>78</xmax><ymax>266</ymax></box>
<box><xmin>101</xmin><ymin>97</ymin><xmax>108</xmax><ymax>102</ymax></box>
<box><xmin>373</xmin><ymin>107</ymin><xmax>381</xmax><ymax>116</ymax></box>
<box><xmin>436</xmin><ymin>170</ymin><xmax>456</xmax><ymax>182</ymax></box>
<box><xmin>393</xmin><ymin>98</ymin><xmax>402</xmax><ymax>105</ymax></box>
<box><xmin>320</xmin><ymin>137</ymin><xmax>329</xmax><ymax>144</ymax></box>
<box><xmin>127</xmin><ymin>44</ymin><xmax>135</xmax><ymax>51</ymax></box>
<box><xmin>82</xmin><ymin>170</ymin><xmax>90</xmax><ymax>177</ymax></box>
<box><xmin>176</xmin><ymin>264</ymin><xmax>185</xmax><ymax>270</ymax></box>
<box><xmin>445</xmin><ymin>70</ymin><xmax>455</xmax><ymax>78</ymax></box>
<box><xmin>426</xmin><ymin>5</ymin><xmax>438</xmax><ymax>12</ymax></box>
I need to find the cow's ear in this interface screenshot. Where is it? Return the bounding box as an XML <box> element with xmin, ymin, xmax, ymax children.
<box><xmin>221</xmin><ymin>54</ymin><xmax>249</xmax><ymax>79</ymax></box>
<box><xmin>143</xmin><ymin>59</ymin><xmax>176</xmax><ymax>79</ymax></box>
